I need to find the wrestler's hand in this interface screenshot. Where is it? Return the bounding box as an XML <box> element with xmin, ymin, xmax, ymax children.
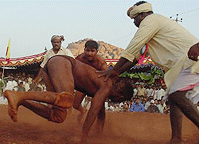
<box><xmin>97</xmin><ymin>68</ymin><xmax>119</xmax><ymax>82</ymax></box>
<box><xmin>188</xmin><ymin>42</ymin><xmax>199</xmax><ymax>61</ymax></box>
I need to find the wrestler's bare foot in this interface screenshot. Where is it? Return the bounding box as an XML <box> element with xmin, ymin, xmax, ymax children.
<box><xmin>3</xmin><ymin>90</ymin><xmax>22</xmax><ymax>122</ymax></box>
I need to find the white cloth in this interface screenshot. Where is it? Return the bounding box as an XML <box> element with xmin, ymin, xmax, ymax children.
<box><xmin>5</xmin><ymin>81</ymin><xmax>14</xmax><ymax>91</ymax></box>
<box><xmin>129</xmin><ymin>3</ymin><xmax>153</xmax><ymax>19</ymax></box>
<box><xmin>167</xmin><ymin>67</ymin><xmax>199</xmax><ymax>104</ymax></box>
<box><xmin>12</xmin><ymin>80</ymin><xmax>18</xmax><ymax>91</ymax></box>
<box><xmin>40</xmin><ymin>47</ymin><xmax>74</xmax><ymax>68</ymax></box>
<box><xmin>24</xmin><ymin>83</ymin><xmax>30</xmax><ymax>92</ymax></box>
<box><xmin>146</xmin><ymin>88</ymin><xmax>153</xmax><ymax>97</ymax></box>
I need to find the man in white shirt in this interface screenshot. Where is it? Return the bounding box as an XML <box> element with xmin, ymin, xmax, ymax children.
<box><xmin>34</xmin><ymin>35</ymin><xmax>74</xmax><ymax>83</ymax></box>
<box><xmin>98</xmin><ymin>1</ymin><xmax>199</xmax><ymax>143</ymax></box>
<box><xmin>146</xmin><ymin>85</ymin><xmax>153</xmax><ymax>98</ymax></box>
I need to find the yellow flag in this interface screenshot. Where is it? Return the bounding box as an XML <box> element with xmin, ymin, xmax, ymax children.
<box><xmin>6</xmin><ymin>39</ymin><xmax>11</xmax><ymax>61</ymax></box>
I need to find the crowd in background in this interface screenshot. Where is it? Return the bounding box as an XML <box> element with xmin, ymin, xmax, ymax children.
<box><xmin>104</xmin><ymin>80</ymin><xmax>170</xmax><ymax>114</ymax></box>
<box><xmin>0</xmin><ymin>72</ymin><xmax>46</xmax><ymax>96</ymax></box>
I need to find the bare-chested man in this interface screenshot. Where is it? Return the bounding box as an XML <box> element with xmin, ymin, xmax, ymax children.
<box><xmin>4</xmin><ymin>55</ymin><xmax>135</xmax><ymax>141</ymax></box>
<box><xmin>74</xmin><ymin>40</ymin><xmax>108</xmax><ymax>123</ymax></box>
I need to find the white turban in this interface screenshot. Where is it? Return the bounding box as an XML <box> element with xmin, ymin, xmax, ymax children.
<box><xmin>51</xmin><ymin>35</ymin><xmax>65</xmax><ymax>42</ymax></box>
<box><xmin>127</xmin><ymin>3</ymin><xmax>152</xmax><ymax>19</ymax></box>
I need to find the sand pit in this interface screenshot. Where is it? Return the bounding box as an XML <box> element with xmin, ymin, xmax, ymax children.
<box><xmin>0</xmin><ymin>105</ymin><xmax>198</xmax><ymax>144</ymax></box>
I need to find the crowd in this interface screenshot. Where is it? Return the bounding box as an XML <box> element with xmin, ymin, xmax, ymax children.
<box><xmin>104</xmin><ymin>81</ymin><xmax>170</xmax><ymax>114</ymax></box>
<box><xmin>0</xmin><ymin>71</ymin><xmax>46</xmax><ymax>96</ymax></box>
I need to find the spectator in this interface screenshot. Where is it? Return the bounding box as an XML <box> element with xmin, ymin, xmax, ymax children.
<box><xmin>24</xmin><ymin>78</ymin><xmax>30</xmax><ymax>92</ymax></box>
<box><xmin>34</xmin><ymin>35</ymin><xmax>74</xmax><ymax>84</ymax></box>
<box><xmin>18</xmin><ymin>82</ymin><xmax>25</xmax><ymax>92</ymax></box>
<box><xmin>146</xmin><ymin>100</ymin><xmax>159</xmax><ymax>113</ymax></box>
<box><xmin>132</xmin><ymin>84</ymin><xmax>138</xmax><ymax>97</ymax></box>
<box><xmin>129</xmin><ymin>97</ymin><xmax>145</xmax><ymax>112</ymax></box>
<box><xmin>156</xmin><ymin>99</ymin><xmax>166</xmax><ymax>114</ymax></box>
<box><xmin>155</xmin><ymin>86</ymin><xmax>166</xmax><ymax>100</ymax></box>
<box><xmin>146</xmin><ymin>85</ymin><xmax>153</xmax><ymax>98</ymax></box>
<box><xmin>5</xmin><ymin>77</ymin><xmax>14</xmax><ymax>91</ymax></box>
<box><xmin>12</xmin><ymin>77</ymin><xmax>18</xmax><ymax>91</ymax></box>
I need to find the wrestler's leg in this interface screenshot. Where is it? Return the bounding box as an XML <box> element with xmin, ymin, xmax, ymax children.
<box><xmin>168</xmin><ymin>91</ymin><xmax>199</xmax><ymax>142</ymax></box>
<box><xmin>4</xmin><ymin>56</ymin><xmax>75</xmax><ymax>122</ymax></box>
<box><xmin>73</xmin><ymin>91</ymin><xmax>87</xmax><ymax>123</ymax></box>
<box><xmin>19</xmin><ymin>71</ymin><xmax>67</xmax><ymax>123</ymax></box>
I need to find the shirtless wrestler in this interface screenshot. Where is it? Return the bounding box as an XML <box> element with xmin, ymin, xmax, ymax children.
<box><xmin>4</xmin><ymin>55</ymin><xmax>135</xmax><ymax>140</ymax></box>
<box><xmin>74</xmin><ymin>40</ymin><xmax>108</xmax><ymax>123</ymax></box>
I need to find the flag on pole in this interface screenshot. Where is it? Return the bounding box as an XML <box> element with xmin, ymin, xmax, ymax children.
<box><xmin>6</xmin><ymin>39</ymin><xmax>11</xmax><ymax>61</ymax></box>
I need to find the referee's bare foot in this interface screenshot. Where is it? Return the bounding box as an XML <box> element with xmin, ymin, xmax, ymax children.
<box><xmin>4</xmin><ymin>90</ymin><xmax>21</xmax><ymax>122</ymax></box>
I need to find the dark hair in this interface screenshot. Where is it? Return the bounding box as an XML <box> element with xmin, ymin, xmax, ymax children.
<box><xmin>85</xmin><ymin>40</ymin><xmax>99</xmax><ymax>50</ymax></box>
<box><xmin>135</xmin><ymin>1</ymin><xmax>147</xmax><ymax>6</ymax></box>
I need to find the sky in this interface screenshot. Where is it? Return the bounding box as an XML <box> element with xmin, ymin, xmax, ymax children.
<box><xmin>0</xmin><ymin>0</ymin><xmax>199</xmax><ymax>58</ymax></box>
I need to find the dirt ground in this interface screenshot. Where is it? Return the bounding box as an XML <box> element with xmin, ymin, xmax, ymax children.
<box><xmin>0</xmin><ymin>105</ymin><xmax>198</xmax><ymax>144</ymax></box>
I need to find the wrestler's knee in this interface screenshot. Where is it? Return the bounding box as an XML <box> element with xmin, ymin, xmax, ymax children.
<box><xmin>54</xmin><ymin>92</ymin><xmax>74</xmax><ymax>109</ymax></box>
<box><xmin>48</xmin><ymin>106</ymin><xmax>67</xmax><ymax>123</ymax></box>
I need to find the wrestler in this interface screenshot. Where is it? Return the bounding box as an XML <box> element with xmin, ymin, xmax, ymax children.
<box><xmin>74</xmin><ymin>39</ymin><xmax>108</xmax><ymax>123</ymax></box>
<box><xmin>98</xmin><ymin>1</ymin><xmax>199</xmax><ymax>143</ymax></box>
<box><xmin>4</xmin><ymin>55</ymin><xmax>134</xmax><ymax>140</ymax></box>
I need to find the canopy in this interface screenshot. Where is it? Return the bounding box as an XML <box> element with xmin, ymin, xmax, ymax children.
<box><xmin>0</xmin><ymin>52</ymin><xmax>46</xmax><ymax>67</ymax></box>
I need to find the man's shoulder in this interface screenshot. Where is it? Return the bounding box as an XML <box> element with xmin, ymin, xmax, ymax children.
<box><xmin>142</xmin><ymin>14</ymin><xmax>166</xmax><ymax>25</ymax></box>
<box><xmin>45</xmin><ymin>48</ymin><xmax>53</xmax><ymax>55</ymax></box>
<box><xmin>76</xmin><ymin>53</ymin><xmax>84</xmax><ymax>60</ymax></box>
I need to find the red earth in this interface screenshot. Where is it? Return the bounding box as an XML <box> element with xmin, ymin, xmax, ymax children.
<box><xmin>0</xmin><ymin>105</ymin><xmax>198</xmax><ymax>144</ymax></box>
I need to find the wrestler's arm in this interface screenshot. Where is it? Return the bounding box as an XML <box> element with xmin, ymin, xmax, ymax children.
<box><xmin>34</xmin><ymin>68</ymin><xmax>43</xmax><ymax>84</ymax></box>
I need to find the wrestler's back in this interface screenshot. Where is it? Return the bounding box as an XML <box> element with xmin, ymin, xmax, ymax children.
<box><xmin>73</xmin><ymin>59</ymin><xmax>109</xmax><ymax>97</ymax></box>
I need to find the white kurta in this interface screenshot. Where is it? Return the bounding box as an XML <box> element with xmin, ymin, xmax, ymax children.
<box><xmin>40</xmin><ymin>47</ymin><xmax>74</xmax><ymax>68</ymax></box>
<box><xmin>121</xmin><ymin>14</ymin><xmax>199</xmax><ymax>90</ymax></box>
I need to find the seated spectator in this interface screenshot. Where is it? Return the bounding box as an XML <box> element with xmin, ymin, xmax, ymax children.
<box><xmin>24</xmin><ymin>78</ymin><xmax>30</xmax><ymax>92</ymax></box>
<box><xmin>129</xmin><ymin>97</ymin><xmax>145</xmax><ymax>112</ymax></box>
<box><xmin>18</xmin><ymin>82</ymin><xmax>25</xmax><ymax>92</ymax></box>
<box><xmin>122</xmin><ymin>101</ymin><xmax>130</xmax><ymax>112</ymax></box>
<box><xmin>156</xmin><ymin>99</ymin><xmax>166</xmax><ymax>114</ymax></box>
<box><xmin>146</xmin><ymin>100</ymin><xmax>159</xmax><ymax>113</ymax></box>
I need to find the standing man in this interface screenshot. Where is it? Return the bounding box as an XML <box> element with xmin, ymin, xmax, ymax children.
<box><xmin>98</xmin><ymin>1</ymin><xmax>199</xmax><ymax>143</ymax></box>
<box><xmin>34</xmin><ymin>35</ymin><xmax>74</xmax><ymax>83</ymax></box>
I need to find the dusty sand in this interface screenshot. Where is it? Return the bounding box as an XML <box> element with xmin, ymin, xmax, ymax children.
<box><xmin>0</xmin><ymin>105</ymin><xmax>198</xmax><ymax>144</ymax></box>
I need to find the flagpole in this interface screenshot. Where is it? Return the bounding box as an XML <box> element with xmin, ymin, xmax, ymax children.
<box><xmin>2</xmin><ymin>67</ymin><xmax>4</xmax><ymax>80</ymax></box>
<box><xmin>3</xmin><ymin>38</ymin><xmax>11</xmax><ymax>80</ymax></box>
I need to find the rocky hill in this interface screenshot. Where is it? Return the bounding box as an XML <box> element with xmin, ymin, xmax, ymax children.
<box><xmin>67</xmin><ymin>38</ymin><xmax>123</xmax><ymax>59</ymax></box>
